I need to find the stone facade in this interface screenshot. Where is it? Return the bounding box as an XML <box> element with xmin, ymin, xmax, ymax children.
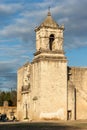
<box><xmin>68</xmin><ymin>67</ymin><xmax>87</xmax><ymax>120</ymax></box>
<box><xmin>0</xmin><ymin>101</ymin><xmax>16</xmax><ymax>120</ymax></box>
<box><xmin>17</xmin><ymin>62</ymin><xmax>31</xmax><ymax>120</ymax></box>
<box><xmin>17</xmin><ymin>11</ymin><xmax>87</xmax><ymax>121</ymax></box>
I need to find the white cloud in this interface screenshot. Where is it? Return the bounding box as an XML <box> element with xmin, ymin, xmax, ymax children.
<box><xmin>0</xmin><ymin>24</ymin><xmax>32</xmax><ymax>41</ymax></box>
<box><xmin>0</xmin><ymin>3</ymin><xmax>23</xmax><ymax>14</ymax></box>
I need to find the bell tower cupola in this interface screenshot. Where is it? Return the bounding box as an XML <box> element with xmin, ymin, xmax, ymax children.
<box><xmin>35</xmin><ymin>11</ymin><xmax>64</xmax><ymax>53</ymax></box>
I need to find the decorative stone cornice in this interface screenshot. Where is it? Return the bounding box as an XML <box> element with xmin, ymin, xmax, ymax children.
<box><xmin>34</xmin><ymin>49</ymin><xmax>65</xmax><ymax>56</ymax></box>
<box><xmin>32</xmin><ymin>55</ymin><xmax>67</xmax><ymax>63</ymax></box>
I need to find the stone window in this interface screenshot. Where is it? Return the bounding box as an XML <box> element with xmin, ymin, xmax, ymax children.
<box><xmin>67</xmin><ymin>110</ymin><xmax>72</xmax><ymax>120</ymax></box>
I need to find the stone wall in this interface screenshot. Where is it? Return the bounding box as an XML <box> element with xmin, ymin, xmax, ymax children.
<box><xmin>68</xmin><ymin>67</ymin><xmax>87</xmax><ymax>120</ymax></box>
<box><xmin>39</xmin><ymin>59</ymin><xmax>67</xmax><ymax>120</ymax></box>
<box><xmin>0</xmin><ymin>106</ymin><xmax>17</xmax><ymax>120</ymax></box>
<box><xmin>17</xmin><ymin>62</ymin><xmax>31</xmax><ymax>121</ymax></box>
<box><xmin>17</xmin><ymin>65</ymin><xmax>24</xmax><ymax>120</ymax></box>
<box><xmin>31</xmin><ymin>52</ymin><xmax>67</xmax><ymax>120</ymax></box>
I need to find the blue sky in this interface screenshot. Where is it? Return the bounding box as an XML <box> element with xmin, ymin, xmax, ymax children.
<box><xmin>0</xmin><ymin>0</ymin><xmax>87</xmax><ymax>90</ymax></box>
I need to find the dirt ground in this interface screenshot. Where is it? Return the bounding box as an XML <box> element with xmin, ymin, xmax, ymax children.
<box><xmin>0</xmin><ymin>120</ymin><xmax>87</xmax><ymax>130</ymax></box>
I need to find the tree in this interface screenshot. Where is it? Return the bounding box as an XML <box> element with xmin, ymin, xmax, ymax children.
<box><xmin>0</xmin><ymin>90</ymin><xmax>17</xmax><ymax>106</ymax></box>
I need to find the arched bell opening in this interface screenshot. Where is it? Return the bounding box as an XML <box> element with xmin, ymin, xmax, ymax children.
<box><xmin>49</xmin><ymin>34</ymin><xmax>54</xmax><ymax>51</ymax></box>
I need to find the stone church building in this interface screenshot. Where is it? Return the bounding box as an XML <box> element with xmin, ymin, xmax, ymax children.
<box><xmin>17</xmin><ymin>11</ymin><xmax>87</xmax><ymax>121</ymax></box>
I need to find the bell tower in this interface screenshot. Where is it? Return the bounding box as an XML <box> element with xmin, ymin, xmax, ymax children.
<box><xmin>31</xmin><ymin>11</ymin><xmax>67</xmax><ymax>120</ymax></box>
<box><xmin>35</xmin><ymin>11</ymin><xmax>64</xmax><ymax>52</ymax></box>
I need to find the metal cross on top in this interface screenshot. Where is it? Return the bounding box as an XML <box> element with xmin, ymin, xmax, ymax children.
<box><xmin>48</xmin><ymin>6</ymin><xmax>51</xmax><ymax>12</ymax></box>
